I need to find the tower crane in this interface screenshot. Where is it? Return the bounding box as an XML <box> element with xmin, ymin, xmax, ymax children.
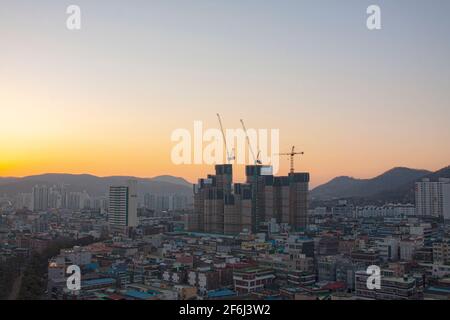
<box><xmin>277</xmin><ymin>146</ymin><xmax>304</xmax><ymax>174</ymax></box>
<box><xmin>240</xmin><ymin>119</ymin><xmax>261</xmax><ymax>165</ymax></box>
<box><xmin>217</xmin><ymin>113</ymin><xmax>235</xmax><ymax>163</ymax></box>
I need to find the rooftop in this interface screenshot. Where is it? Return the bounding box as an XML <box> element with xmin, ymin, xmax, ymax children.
<box><xmin>82</xmin><ymin>278</ymin><xmax>116</xmax><ymax>287</ymax></box>
<box><xmin>125</xmin><ymin>290</ymin><xmax>158</xmax><ymax>300</ymax></box>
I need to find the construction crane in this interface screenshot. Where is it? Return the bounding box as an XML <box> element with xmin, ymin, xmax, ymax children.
<box><xmin>217</xmin><ymin>113</ymin><xmax>235</xmax><ymax>163</ymax></box>
<box><xmin>277</xmin><ymin>146</ymin><xmax>304</xmax><ymax>174</ymax></box>
<box><xmin>240</xmin><ymin>119</ymin><xmax>261</xmax><ymax>165</ymax></box>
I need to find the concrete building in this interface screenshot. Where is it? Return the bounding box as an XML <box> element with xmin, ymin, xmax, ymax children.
<box><xmin>233</xmin><ymin>267</ymin><xmax>275</xmax><ymax>294</ymax></box>
<box><xmin>351</xmin><ymin>249</ymin><xmax>380</xmax><ymax>267</ymax></box>
<box><xmin>399</xmin><ymin>238</ymin><xmax>423</xmax><ymax>261</ymax></box>
<box><xmin>355</xmin><ymin>270</ymin><xmax>422</xmax><ymax>300</ymax></box>
<box><xmin>31</xmin><ymin>185</ymin><xmax>49</xmax><ymax>212</ymax></box>
<box><xmin>433</xmin><ymin>240</ymin><xmax>450</xmax><ymax>264</ymax></box>
<box><xmin>415</xmin><ymin>178</ymin><xmax>450</xmax><ymax>217</ymax></box>
<box><xmin>189</xmin><ymin>165</ymin><xmax>232</xmax><ymax>234</ymax></box>
<box><xmin>376</xmin><ymin>237</ymin><xmax>400</xmax><ymax>262</ymax></box>
<box><xmin>285</xmin><ymin>236</ymin><xmax>315</xmax><ymax>258</ymax></box>
<box><xmin>108</xmin><ymin>180</ymin><xmax>138</xmax><ymax>232</ymax></box>
<box><xmin>443</xmin><ymin>183</ymin><xmax>450</xmax><ymax>221</ymax></box>
<box><xmin>287</xmin><ymin>173</ymin><xmax>310</xmax><ymax>229</ymax></box>
<box><xmin>317</xmin><ymin>256</ymin><xmax>338</xmax><ymax>282</ymax></box>
<box><xmin>190</xmin><ymin>165</ymin><xmax>309</xmax><ymax>235</ymax></box>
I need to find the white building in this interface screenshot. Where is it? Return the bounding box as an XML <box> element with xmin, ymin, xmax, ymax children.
<box><xmin>108</xmin><ymin>180</ymin><xmax>138</xmax><ymax>229</ymax></box>
<box><xmin>354</xmin><ymin>204</ymin><xmax>415</xmax><ymax>218</ymax></box>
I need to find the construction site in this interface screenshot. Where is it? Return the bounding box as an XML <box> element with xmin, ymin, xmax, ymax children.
<box><xmin>187</xmin><ymin>115</ymin><xmax>310</xmax><ymax>235</ymax></box>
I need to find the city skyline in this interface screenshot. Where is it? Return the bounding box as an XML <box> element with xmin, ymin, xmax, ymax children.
<box><xmin>1</xmin><ymin>163</ymin><xmax>448</xmax><ymax>189</ymax></box>
<box><xmin>1</xmin><ymin>0</ymin><xmax>450</xmax><ymax>187</ymax></box>
<box><xmin>2</xmin><ymin>0</ymin><xmax>450</xmax><ymax>305</ymax></box>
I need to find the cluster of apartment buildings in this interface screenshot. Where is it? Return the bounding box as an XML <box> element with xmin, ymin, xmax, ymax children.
<box><xmin>17</xmin><ymin>185</ymin><xmax>108</xmax><ymax>212</ymax></box>
<box><xmin>187</xmin><ymin>165</ymin><xmax>309</xmax><ymax>235</ymax></box>
<box><xmin>143</xmin><ymin>193</ymin><xmax>190</xmax><ymax>212</ymax></box>
<box><xmin>14</xmin><ymin>183</ymin><xmax>190</xmax><ymax>218</ymax></box>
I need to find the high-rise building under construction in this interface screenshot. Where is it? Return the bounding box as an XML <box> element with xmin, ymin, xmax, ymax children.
<box><xmin>188</xmin><ymin>164</ymin><xmax>309</xmax><ymax>235</ymax></box>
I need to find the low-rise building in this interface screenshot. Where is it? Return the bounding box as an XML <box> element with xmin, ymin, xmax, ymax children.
<box><xmin>233</xmin><ymin>267</ymin><xmax>275</xmax><ymax>294</ymax></box>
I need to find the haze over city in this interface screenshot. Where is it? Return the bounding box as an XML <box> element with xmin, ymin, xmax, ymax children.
<box><xmin>1</xmin><ymin>0</ymin><xmax>450</xmax><ymax>187</ymax></box>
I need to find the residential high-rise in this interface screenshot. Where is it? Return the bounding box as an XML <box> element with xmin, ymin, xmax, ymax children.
<box><xmin>223</xmin><ymin>183</ymin><xmax>252</xmax><ymax>234</ymax></box>
<box><xmin>108</xmin><ymin>180</ymin><xmax>138</xmax><ymax>232</ymax></box>
<box><xmin>67</xmin><ymin>192</ymin><xmax>84</xmax><ymax>210</ymax></box>
<box><xmin>15</xmin><ymin>192</ymin><xmax>32</xmax><ymax>210</ymax></box>
<box><xmin>48</xmin><ymin>187</ymin><xmax>62</xmax><ymax>209</ymax></box>
<box><xmin>273</xmin><ymin>173</ymin><xmax>309</xmax><ymax>229</ymax></box>
<box><xmin>144</xmin><ymin>193</ymin><xmax>156</xmax><ymax>210</ymax></box>
<box><xmin>443</xmin><ymin>182</ymin><xmax>450</xmax><ymax>221</ymax></box>
<box><xmin>190</xmin><ymin>165</ymin><xmax>310</xmax><ymax>235</ymax></box>
<box><xmin>204</xmin><ymin>165</ymin><xmax>232</xmax><ymax>233</ymax></box>
<box><xmin>190</xmin><ymin>165</ymin><xmax>233</xmax><ymax>234</ymax></box>
<box><xmin>31</xmin><ymin>185</ymin><xmax>49</xmax><ymax>212</ymax></box>
<box><xmin>273</xmin><ymin>176</ymin><xmax>290</xmax><ymax>225</ymax></box>
<box><xmin>288</xmin><ymin>172</ymin><xmax>310</xmax><ymax>229</ymax></box>
<box><xmin>245</xmin><ymin>165</ymin><xmax>274</xmax><ymax>233</ymax></box>
<box><xmin>415</xmin><ymin>178</ymin><xmax>450</xmax><ymax>217</ymax></box>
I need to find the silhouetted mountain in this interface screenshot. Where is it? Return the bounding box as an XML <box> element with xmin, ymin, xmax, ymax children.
<box><xmin>375</xmin><ymin>166</ymin><xmax>450</xmax><ymax>204</ymax></box>
<box><xmin>423</xmin><ymin>166</ymin><xmax>450</xmax><ymax>181</ymax></box>
<box><xmin>150</xmin><ymin>175</ymin><xmax>192</xmax><ymax>187</ymax></box>
<box><xmin>311</xmin><ymin>167</ymin><xmax>431</xmax><ymax>200</ymax></box>
<box><xmin>0</xmin><ymin>173</ymin><xmax>193</xmax><ymax>197</ymax></box>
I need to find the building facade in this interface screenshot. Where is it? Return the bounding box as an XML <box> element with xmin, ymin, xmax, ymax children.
<box><xmin>108</xmin><ymin>180</ymin><xmax>138</xmax><ymax>231</ymax></box>
<box><xmin>189</xmin><ymin>165</ymin><xmax>309</xmax><ymax>235</ymax></box>
<box><xmin>415</xmin><ymin>178</ymin><xmax>450</xmax><ymax>218</ymax></box>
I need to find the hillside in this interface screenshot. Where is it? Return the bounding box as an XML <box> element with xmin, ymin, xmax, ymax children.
<box><xmin>311</xmin><ymin>167</ymin><xmax>431</xmax><ymax>201</ymax></box>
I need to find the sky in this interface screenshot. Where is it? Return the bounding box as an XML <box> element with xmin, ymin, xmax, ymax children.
<box><xmin>0</xmin><ymin>0</ymin><xmax>449</xmax><ymax>187</ymax></box>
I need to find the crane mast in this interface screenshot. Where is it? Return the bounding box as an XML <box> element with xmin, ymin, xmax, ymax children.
<box><xmin>277</xmin><ymin>146</ymin><xmax>304</xmax><ymax>174</ymax></box>
<box><xmin>217</xmin><ymin>113</ymin><xmax>235</xmax><ymax>163</ymax></box>
<box><xmin>240</xmin><ymin>119</ymin><xmax>261</xmax><ymax>165</ymax></box>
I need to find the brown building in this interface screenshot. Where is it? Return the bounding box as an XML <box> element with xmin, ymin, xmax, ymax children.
<box><xmin>190</xmin><ymin>165</ymin><xmax>309</xmax><ymax>235</ymax></box>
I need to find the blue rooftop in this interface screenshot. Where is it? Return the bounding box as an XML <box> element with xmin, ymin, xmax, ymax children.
<box><xmin>82</xmin><ymin>278</ymin><xmax>115</xmax><ymax>287</ymax></box>
<box><xmin>84</xmin><ymin>262</ymin><xmax>99</xmax><ymax>271</ymax></box>
<box><xmin>125</xmin><ymin>290</ymin><xmax>156</xmax><ymax>300</ymax></box>
<box><xmin>265</xmin><ymin>296</ymin><xmax>283</xmax><ymax>300</ymax></box>
<box><xmin>427</xmin><ymin>287</ymin><xmax>450</xmax><ymax>294</ymax></box>
<box><xmin>207</xmin><ymin>289</ymin><xmax>236</xmax><ymax>298</ymax></box>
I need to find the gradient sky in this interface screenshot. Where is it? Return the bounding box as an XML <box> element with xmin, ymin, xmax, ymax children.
<box><xmin>1</xmin><ymin>0</ymin><xmax>449</xmax><ymax>187</ymax></box>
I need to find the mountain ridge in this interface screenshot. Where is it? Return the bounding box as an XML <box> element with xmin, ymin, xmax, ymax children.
<box><xmin>311</xmin><ymin>166</ymin><xmax>435</xmax><ymax>201</ymax></box>
<box><xmin>0</xmin><ymin>173</ymin><xmax>193</xmax><ymax>197</ymax></box>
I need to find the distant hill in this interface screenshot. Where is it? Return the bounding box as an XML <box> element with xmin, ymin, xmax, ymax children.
<box><xmin>150</xmin><ymin>175</ymin><xmax>192</xmax><ymax>188</ymax></box>
<box><xmin>375</xmin><ymin>166</ymin><xmax>450</xmax><ymax>204</ymax></box>
<box><xmin>422</xmin><ymin>166</ymin><xmax>450</xmax><ymax>181</ymax></box>
<box><xmin>0</xmin><ymin>173</ymin><xmax>193</xmax><ymax>197</ymax></box>
<box><xmin>311</xmin><ymin>167</ymin><xmax>432</xmax><ymax>201</ymax></box>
